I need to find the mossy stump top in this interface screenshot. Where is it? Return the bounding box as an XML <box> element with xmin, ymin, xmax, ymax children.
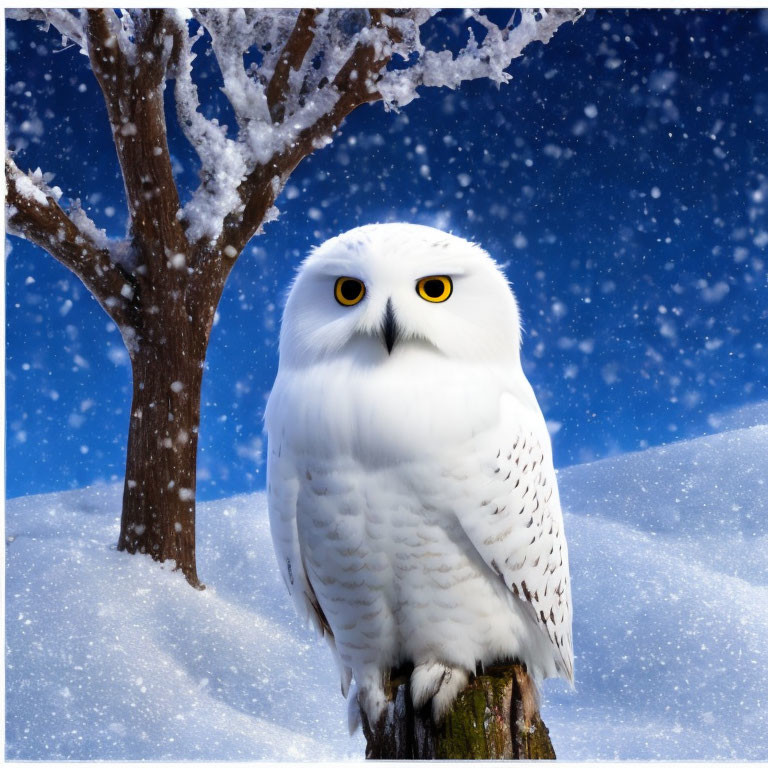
<box><xmin>361</xmin><ymin>662</ymin><xmax>556</xmax><ymax>760</ymax></box>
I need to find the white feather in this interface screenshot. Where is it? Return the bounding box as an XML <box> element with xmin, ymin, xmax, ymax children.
<box><xmin>266</xmin><ymin>223</ymin><xmax>573</xmax><ymax>726</ymax></box>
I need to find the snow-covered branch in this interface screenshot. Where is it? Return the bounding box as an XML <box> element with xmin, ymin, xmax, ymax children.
<box><xmin>84</xmin><ymin>9</ymin><xmax>190</xmax><ymax>272</ymax></box>
<box><xmin>163</xmin><ymin>8</ymin><xmax>581</xmax><ymax>248</ymax></box>
<box><xmin>5</xmin><ymin>155</ymin><xmax>136</xmax><ymax>329</ymax></box>
<box><xmin>377</xmin><ymin>9</ymin><xmax>584</xmax><ymax>108</ymax></box>
<box><xmin>8</xmin><ymin>8</ymin><xmax>583</xmax><ymax>256</ymax></box>
<box><xmin>178</xmin><ymin>9</ymin><xmax>373</xmax><ymax>244</ymax></box>
<box><xmin>265</xmin><ymin>9</ymin><xmax>320</xmax><ymax>124</ymax></box>
<box><xmin>6</xmin><ymin>8</ymin><xmax>87</xmax><ymax>52</ymax></box>
<box><xmin>166</xmin><ymin>11</ymin><xmax>248</xmax><ymax>244</ymax></box>
<box><xmin>172</xmin><ymin>10</ymin><xmax>407</xmax><ymax>246</ymax></box>
<box><xmin>208</xmin><ymin>10</ymin><xmax>402</xmax><ymax>253</ymax></box>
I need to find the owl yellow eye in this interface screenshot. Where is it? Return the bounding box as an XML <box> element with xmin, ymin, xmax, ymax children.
<box><xmin>417</xmin><ymin>275</ymin><xmax>453</xmax><ymax>303</ymax></box>
<box><xmin>334</xmin><ymin>276</ymin><xmax>366</xmax><ymax>306</ymax></box>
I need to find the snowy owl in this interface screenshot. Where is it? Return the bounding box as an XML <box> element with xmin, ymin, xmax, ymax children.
<box><xmin>265</xmin><ymin>223</ymin><xmax>573</xmax><ymax>729</ymax></box>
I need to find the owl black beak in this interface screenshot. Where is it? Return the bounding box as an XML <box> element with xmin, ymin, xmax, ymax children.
<box><xmin>381</xmin><ymin>298</ymin><xmax>400</xmax><ymax>355</ymax></box>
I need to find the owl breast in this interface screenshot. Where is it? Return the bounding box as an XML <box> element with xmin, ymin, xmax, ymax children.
<box><xmin>270</xmin><ymin>347</ymin><xmax>511</xmax><ymax>466</ymax></box>
<box><xmin>274</xmin><ymin>353</ymin><xmax>560</xmax><ymax>691</ymax></box>
<box><xmin>295</xmin><ymin>447</ymin><xmax>545</xmax><ymax>679</ymax></box>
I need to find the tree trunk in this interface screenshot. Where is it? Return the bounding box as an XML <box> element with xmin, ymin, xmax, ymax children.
<box><xmin>360</xmin><ymin>664</ymin><xmax>556</xmax><ymax>760</ymax></box>
<box><xmin>117</xmin><ymin>286</ymin><xmax>211</xmax><ymax>589</ymax></box>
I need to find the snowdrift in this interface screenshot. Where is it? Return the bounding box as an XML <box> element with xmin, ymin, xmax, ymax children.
<box><xmin>6</xmin><ymin>424</ymin><xmax>768</xmax><ymax>759</ymax></box>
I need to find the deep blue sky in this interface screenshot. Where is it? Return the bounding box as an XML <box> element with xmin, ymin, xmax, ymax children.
<box><xmin>6</xmin><ymin>9</ymin><xmax>768</xmax><ymax>501</ymax></box>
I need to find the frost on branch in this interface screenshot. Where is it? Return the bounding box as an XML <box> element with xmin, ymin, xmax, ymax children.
<box><xmin>10</xmin><ymin>167</ymin><xmax>61</xmax><ymax>210</ymax></box>
<box><xmin>6</xmin><ymin>159</ymin><xmax>133</xmax><ymax>270</ymax></box>
<box><xmin>162</xmin><ymin>8</ymin><xmax>582</xmax><ymax>245</ymax></box>
<box><xmin>167</xmin><ymin>11</ymin><xmax>249</xmax><ymax>243</ymax></box>
<box><xmin>68</xmin><ymin>199</ymin><xmax>135</xmax><ymax>270</ymax></box>
<box><xmin>172</xmin><ymin>9</ymin><xmax>382</xmax><ymax>243</ymax></box>
<box><xmin>6</xmin><ymin>8</ymin><xmax>87</xmax><ymax>53</ymax></box>
<box><xmin>377</xmin><ymin>9</ymin><xmax>585</xmax><ymax>108</ymax></box>
<box><xmin>5</xmin><ymin>155</ymin><xmax>135</xmax><ymax>331</ymax></box>
<box><xmin>7</xmin><ymin>8</ymin><xmax>582</xmax><ymax>253</ymax></box>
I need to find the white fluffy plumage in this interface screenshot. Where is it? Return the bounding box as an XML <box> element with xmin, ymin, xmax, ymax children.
<box><xmin>265</xmin><ymin>223</ymin><xmax>573</xmax><ymax>728</ymax></box>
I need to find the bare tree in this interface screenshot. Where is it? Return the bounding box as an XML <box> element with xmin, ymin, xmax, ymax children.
<box><xmin>6</xmin><ymin>8</ymin><xmax>581</xmax><ymax>589</ymax></box>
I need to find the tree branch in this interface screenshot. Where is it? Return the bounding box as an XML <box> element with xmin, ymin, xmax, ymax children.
<box><xmin>83</xmin><ymin>9</ymin><xmax>131</xmax><ymax>106</ymax></box>
<box><xmin>166</xmin><ymin>10</ymin><xmax>248</xmax><ymax>246</ymax></box>
<box><xmin>377</xmin><ymin>8</ymin><xmax>585</xmax><ymax>108</ymax></box>
<box><xmin>195</xmin><ymin>9</ymin><xmax>274</xmax><ymax>131</ymax></box>
<box><xmin>216</xmin><ymin>10</ymin><xmax>401</xmax><ymax>258</ymax></box>
<box><xmin>159</xmin><ymin>7</ymin><xmax>581</xmax><ymax>280</ymax></box>
<box><xmin>6</xmin><ymin>9</ymin><xmax>86</xmax><ymax>51</ymax></box>
<box><xmin>84</xmin><ymin>9</ymin><xmax>189</xmax><ymax>276</ymax></box>
<box><xmin>266</xmin><ymin>9</ymin><xmax>320</xmax><ymax>124</ymax></box>
<box><xmin>6</xmin><ymin>156</ymin><xmax>138</xmax><ymax>332</ymax></box>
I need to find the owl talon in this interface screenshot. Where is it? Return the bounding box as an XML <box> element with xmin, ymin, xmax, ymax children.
<box><xmin>431</xmin><ymin>667</ymin><xmax>469</xmax><ymax>722</ymax></box>
<box><xmin>411</xmin><ymin>662</ymin><xmax>469</xmax><ymax>722</ymax></box>
<box><xmin>358</xmin><ymin>681</ymin><xmax>388</xmax><ymax>728</ymax></box>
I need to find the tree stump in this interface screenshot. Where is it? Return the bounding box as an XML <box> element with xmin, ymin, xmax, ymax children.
<box><xmin>360</xmin><ymin>663</ymin><xmax>556</xmax><ymax>760</ymax></box>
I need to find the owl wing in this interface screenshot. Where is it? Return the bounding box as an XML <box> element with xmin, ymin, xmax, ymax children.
<box><xmin>266</xmin><ymin>438</ymin><xmax>352</xmax><ymax>696</ymax></box>
<box><xmin>453</xmin><ymin>391</ymin><xmax>574</xmax><ymax>682</ymax></box>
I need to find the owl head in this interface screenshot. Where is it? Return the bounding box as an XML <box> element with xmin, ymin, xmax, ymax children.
<box><xmin>278</xmin><ymin>223</ymin><xmax>522</xmax><ymax>368</ymax></box>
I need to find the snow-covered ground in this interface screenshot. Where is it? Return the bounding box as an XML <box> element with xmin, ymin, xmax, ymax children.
<box><xmin>6</xmin><ymin>423</ymin><xmax>768</xmax><ymax>760</ymax></box>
